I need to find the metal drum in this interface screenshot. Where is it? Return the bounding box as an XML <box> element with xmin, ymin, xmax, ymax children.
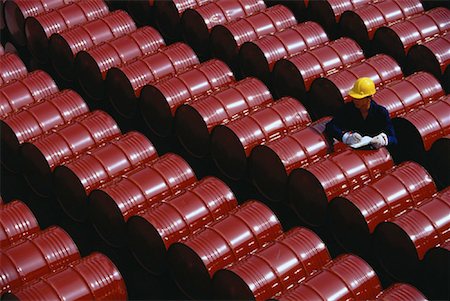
<box><xmin>423</xmin><ymin>240</ymin><xmax>450</xmax><ymax>300</ymax></box>
<box><xmin>174</xmin><ymin>77</ymin><xmax>272</xmax><ymax>158</ymax></box>
<box><xmin>25</xmin><ymin>0</ymin><xmax>110</xmax><ymax>63</ymax></box>
<box><xmin>49</xmin><ymin>10</ymin><xmax>136</xmax><ymax>82</ymax></box>
<box><xmin>167</xmin><ymin>200</ymin><xmax>283</xmax><ymax>300</ymax></box>
<box><xmin>272</xmin><ymin>37</ymin><xmax>364</xmax><ymax>101</ymax></box>
<box><xmin>329</xmin><ymin>161</ymin><xmax>436</xmax><ymax>254</ymax></box>
<box><xmin>240</xmin><ymin>21</ymin><xmax>329</xmax><ymax>85</ymax></box>
<box><xmin>75</xmin><ymin>26</ymin><xmax>164</xmax><ymax>101</ymax></box>
<box><xmin>20</xmin><ymin>111</ymin><xmax>120</xmax><ymax>197</ymax></box>
<box><xmin>374</xmin><ymin>187</ymin><xmax>450</xmax><ymax>282</ymax></box>
<box><xmin>140</xmin><ymin>59</ymin><xmax>235</xmax><ymax>137</ymax></box>
<box><xmin>127</xmin><ymin>177</ymin><xmax>238</xmax><ymax>275</ymax></box>
<box><xmin>376</xmin><ymin>283</ymin><xmax>427</xmax><ymax>301</ymax></box>
<box><xmin>0</xmin><ymin>70</ymin><xmax>58</xmax><ymax>118</ymax></box>
<box><xmin>309</xmin><ymin>54</ymin><xmax>403</xmax><ymax>119</ymax></box>
<box><xmin>287</xmin><ymin>148</ymin><xmax>394</xmax><ymax>226</ymax></box>
<box><xmin>106</xmin><ymin>43</ymin><xmax>199</xmax><ymax>119</ymax></box>
<box><xmin>0</xmin><ymin>52</ymin><xmax>27</xmax><ymax>85</ymax></box>
<box><xmin>249</xmin><ymin>117</ymin><xmax>332</xmax><ymax>202</ymax></box>
<box><xmin>1</xmin><ymin>90</ymin><xmax>88</xmax><ymax>172</ymax></box>
<box><xmin>181</xmin><ymin>0</ymin><xmax>266</xmax><ymax>58</ymax></box>
<box><xmin>89</xmin><ymin>153</ymin><xmax>197</xmax><ymax>247</ymax></box>
<box><xmin>127</xmin><ymin>0</ymin><xmax>155</xmax><ymax>26</ymax></box>
<box><xmin>211</xmin><ymin>97</ymin><xmax>311</xmax><ymax>180</ymax></box>
<box><xmin>427</xmin><ymin>134</ymin><xmax>450</xmax><ymax>189</ymax></box>
<box><xmin>53</xmin><ymin>132</ymin><xmax>158</xmax><ymax>222</ymax></box>
<box><xmin>264</xmin><ymin>0</ymin><xmax>308</xmax><ymax>21</ymax></box>
<box><xmin>212</xmin><ymin>227</ymin><xmax>331</xmax><ymax>300</ymax></box>
<box><xmin>0</xmin><ymin>200</ymin><xmax>40</xmax><ymax>249</ymax></box>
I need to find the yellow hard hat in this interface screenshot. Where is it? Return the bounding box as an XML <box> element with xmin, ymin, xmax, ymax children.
<box><xmin>348</xmin><ymin>77</ymin><xmax>376</xmax><ymax>99</ymax></box>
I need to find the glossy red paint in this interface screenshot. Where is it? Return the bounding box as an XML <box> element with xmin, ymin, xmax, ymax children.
<box><xmin>249</xmin><ymin>117</ymin><xmax>332</xmax><ymax>202</ymax></box>
<box><xmin>5</xmin><ymin>252</ymin><xmax>127</xmax><ymax>300</ymax></box>
<box><xmin>373</xmin><ymin>7</ymin><xmax>450</xmax><ymax>64</ymax></box>
<box><xmin>20</xmin><ymin>111</ymin><xmax>120</xmax><ymax>197</ymax></box>
<box><xmin>309</xmin><ymin>54</ymin><xmax>403</xmax><ymax>119</ymax></box>
<box><xmin>89</xmin><ymin>153</ymin><xmax>197</xmax><ymax>247</ymax></box>
<box><xmin>167</xmin><ymin>200</ymin><xmax>283</xmax><ymax>300</ymax></box>
<box><xmin>287</xmin><ymin>147</ymin><xmax>394</xmax><ymax>226</ymax></box>
<box><xmin>0</xmin><ymin>52</ymin><xmax>27</xmax><ymax>86</ymax></box>
<box><xmin>211</xmin><ymin>97</ymin><xmax>311</xmax><ymax>180</ymax></box>
<box><xmin>25</xmin><ymin>0</ymin><xmax>110</xmax><ymax>63</ymax></box>
<box><xmin>212</xmin><ymin>227</ymin><xmax>331</xmax><ymax>301</ymax></box>
<box><xmin>329</xmin><ymin>161</ymin><xmax>437</xmax><ymax>253</ymax></box>
<box><xmin>240</xmin><ymin>21</ymin><xmax>328</xmax><ymax>85</ymax></box>
<box><xmin>376</xmin><ymin>283</ymin><xmax>427</xmax><ymax>301</ymax></box>
<box><xmin>374</xmin><ymin>187</ymin><xmax>450</xmax><ymax>282</ymax></box>
<box><xmin>210</xmin><ymin>5</ymin><xmax>297</xmax><ymax>69</ymax></box>
<box><xmin>0</xmin><ymin>70</ymin><xmax>58</xmax><ymax>118</ymax></box>
<box><xmin>54</xmin><ymin>132</ymin><xmax>157</xmax><ymax>222</ymax></box>
<box><xmin>174</xmin><ymin>77</ymin><xmax>272</xmax><ymax>158</ymax></box>
<box><xmin>0</xmin><ymin>226</ymin><xmax>80</xmax><ymax>294</ymax></box>
<box><xmin>106</xmin><ymin>42</ymin><xmax>199</xmax><ymax>119</ymax></box>
<box><xmin>272</xmin><ymin>37</ymin><xmax>364</xmax><ymax>101</ymax></box>
<box><xmin>75</xmin><ymin>26</ymin><xmax>164</xmax><ymax>101</ymax></box>
<box><xmin>277</xmin><ymin>254</ymin><xmax>382</xmax><ymax>301</ymax></box>
<box><xmin>0</xmin><ymin>200</ymin><xmax>40</xmax><ymax>249</ymax></box>
<box><xmin>375</xmin><ymin>72</ymin><xmax>445</xmax><ymax>118</ymax></box>
<box><xmin>140</xmin><ymin>59</ymin><xmax>235</xmax><ymax>137</ymax></box>
<box><xmin>49</xmin><ymin>10</ymin><xmax>136</xmax><ymax>82</ymax></box>
<box><xmin>127</xmin><ymin>177</ymin><xmax>238</xmax><ymax>275</ymax></box>
<box><xmin>181</xmin><ymin>0</ymin><xmax>266</xmax><ymax>58</ymax></box>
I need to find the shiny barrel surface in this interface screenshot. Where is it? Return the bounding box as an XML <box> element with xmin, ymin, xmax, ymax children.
<box><xmin>0</xmin><ymin>52</ymin><xmax>27</xmax><ymax>86</ymax></box>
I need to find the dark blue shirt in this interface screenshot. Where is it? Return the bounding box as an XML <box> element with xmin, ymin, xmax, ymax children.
<box><xmin>325</xmin><ymin>99</ymin><xmax>397</xmax><ymax>145</ymax></box>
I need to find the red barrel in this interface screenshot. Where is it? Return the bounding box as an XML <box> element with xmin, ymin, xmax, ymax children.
<box><xmin>1</xmin><ymin>90</ymin><xmax>89</xmax><ymax>172</ymax></box>
<box><xmin>140</xmin><ymin>59</ymin><xmax>235</xmax><ymax>137</ymax></box>
<box><xmin>4</xmin><ymin>0</ymin><xmax>69</xmax><ymax>46</ymax></box>
<box><xmin>427</xmin><ymin>134</ymin><xmax>450</xmax><ymax>188</ymax></box>
<box><xmin>287</xmin><ymin>147</ymin><xmax>394</xmax><ymax>226</ymax></box>
<box><xmin>181</xmin><ymin>0</ymin><xmax>266</xmax><ymax>58</ymax></box>
<box><xmin>127</xmin><ymin>0</ymin><xmax>154</xmax><ymax>26</ymax></box>
<box><xmin>374</xmin><ymin>187</ymin><xmax>450</xmax><ymax>282</ymax></box>
<box><xmin>127</xmin><ymin>177</ymin><xmax>238</xmax><ymax>275</ymax></box>
<box><xmin>49</xmin><ymin>10</ymin><xmax>136</xmax><ymax>82</ymax></box>
<box><xmin>211</xmin><ymin>97</ymin><xmax>311</xmax><ymax>180</ymax></box>
<box><xmin>375</xmin><ymin>71</ymin><xmax>445</xmax><ymax>118</ymax></box>
<box><xmin>75</xmin><ymin>26</ymin><xmax>165</xmax><ymax>101</ymax></box>
<box><xmin>272</xmin><ymin>37</ymin><xmax>364</xmax><ymax>101</ymax></box>
<box><xmin>0</xmin><ymin>44</ymin><xmax>3</xmax><ymax>55</ymax></box>
<box><xmin>53</xmin><ymin>132</ymin><xmax>158</xmax><ymax>222</ymax></box>
<box><xmin>4</xmin><ymin>252</ymin><xmax>127</xmax><ymax>300</ymax></box>
<box><xmin>0</xmin><ymin>200</ymin><xmax>40</xmax><ymax>249</ymax></box>
<box><xmin>329</xmin><ymin>161</ymin><xmax>436</xmax><ymax>254</ymax></box>
<box><xmin>423</xmin><ymin>240</ymin><xmax>449</xmax><ymax>300</ymax></box>
<box><xmin>20</xmin><ymin>111</ymin><xmax>120</xmax><ymax>197</ymax></box>
<box><xmin>25</xmin><ymin>0</ymin><xmax>110</xmax><ymax>63</ymax></box>
<box><xmin>0</xmin><ymin>52</ymin><xmax>27</xmax><ymax>86</ymax></box>
<box><xmin>277</xmin><ymin>254</ymin><xmax>382</xmax><ymax>301</ymax></box>
<box><xmin>249</xmin><ymin>117</ymin><xmax>332</xmax><ymax>202</ymax></box>
<box><xmin>373</xmin><ymin>7</ymin><xmax>450</xmax><ymax>65</ymax></box>
<box><xmin>0</xmin><ymin>226</ymin><xmax>80</xmax><ymax>294</ymax></box>
<box><xmin>174</xmin><ymin>77</ymin><xmax>272</xmax><ymax>158</ymax></box>
<box><xmin>240</xmin><ymin>21</ymin><xmax>329</xmax><ymax>85</ymax></box>
<box><xmin>339</xmin><ymin>0</ymin><xmax>424</xmax><ymax>49</ymax></box>
<box><xmin>154</xmin><ymin>0</ymin><xmax>210</xmax><ymax>42</ymax></box>
<box><xmin>106</xmin><ymin>42</ymin><xmax>199</xmax><ymax>119</ymax></box>
<box><xmin>376</xmin><ymin>283</ymin><xmax>427</xmax><ymax>301</ymax></box>
<box><xmin>407</xmin><ymin>32</ymin><xmax>450</xmax><ymax>81</ymax></box>
<box><xmin>393</xmin><ymin>95</ymin><xmax>450</xmax><ymax>162</ymax></box>
<box><xmin>167</xmin><ymin>200</ymin><xmax>283</xmax><ymax>300</ymax></box>
<box><xmin>212</xmin><ymin>227</ymin><xmax>331</xmax><ymax>301</ymax></box>
<box><xmin>0</xmin><ymin>70</ymin><xmax>58</xmax><ymax>118</ymax></box>
<box><xmin>265</xmin><ymin>0</ymin><xmax>308</xmax><ymax>21</ymax></box>
<box><xmin>309</xmin><ymin>54</ymin><xmax>403</xmax><ymax>119</ymax></box>
<box><xmin>308</xmin><ymin>0</ymin><xmax>371</xmax><ymax>38</ymax></box>
<box><xmin>89</xmin><ymin>153</ymin><xmax>197</xmax><ymax>247</ymax></box>
<box><xmin>210</xmin><ymin>5</ymin><xmax>297</xmax><ymax>70</ymax></box>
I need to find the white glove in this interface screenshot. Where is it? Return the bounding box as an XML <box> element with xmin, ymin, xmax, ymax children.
<box><xmin>371</xmin><ymin>133</ymin><xmax>388</xmax><ymax>149</ymax></box>
<box><xmin>342</xmin><ymin>132</ymin><xmax>362</xmax><ymax>145</ymax></box>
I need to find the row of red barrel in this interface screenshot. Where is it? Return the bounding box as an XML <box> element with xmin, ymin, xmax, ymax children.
<box><xmin>0</xmin><ymin>200</ymin><xmax>127</xmax><ymax>300</ymax></box>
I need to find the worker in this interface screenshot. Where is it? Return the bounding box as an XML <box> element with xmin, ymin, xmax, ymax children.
<box><xmin>325</xmin><ymin>77</ymin><xmax>397</xmax><ymax>149</ymax></box>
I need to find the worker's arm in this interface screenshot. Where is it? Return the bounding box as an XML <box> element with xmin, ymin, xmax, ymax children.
<box><xmin>382</xmin><ymin>107</ymin><xmax>397</xmax><ymax>146</ymax></box>
<box><xmin>325</xmin><ymin>107</ymin><xmax>348</xmax><ymax>141</ymax></box>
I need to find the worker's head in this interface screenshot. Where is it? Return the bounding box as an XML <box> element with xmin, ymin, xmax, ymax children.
<box><xmin>349</xmin><ymin>77</ymin><xmax>376</xmax><ymax>110</ymax></box>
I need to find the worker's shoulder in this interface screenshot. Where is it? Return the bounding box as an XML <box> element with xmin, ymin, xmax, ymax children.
<box><xmin>371</xmin><ymin>100</ymin><xmax>389</xmax><ymax>116</ymax></box>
